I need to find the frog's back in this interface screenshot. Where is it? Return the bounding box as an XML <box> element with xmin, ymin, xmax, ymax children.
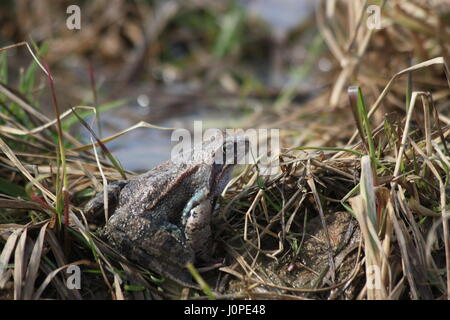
<box><xmin>116</xmin><ymin>160</ymin><xmax>199</xmax><ymax>219</ymax></box>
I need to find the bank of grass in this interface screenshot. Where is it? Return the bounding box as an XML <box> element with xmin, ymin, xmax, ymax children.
<box><xmin>0</xmin><ymin>0</ymin><xmax>449</xmax><ymax>300</ymax></box>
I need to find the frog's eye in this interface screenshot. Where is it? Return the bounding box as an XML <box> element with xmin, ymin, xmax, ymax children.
<box><xmin>220</xmin><ymin>142</ymin><xmax>227</xmax><ymax>162</ymax></box>
<box><xmin>222</xmin><ymin>142</ymin><xmax>229</xmax><ymax>154</ymax></box>
<box><xmin>221</xmin><ymin>140</ymin><xmax>238</xmax><ymax>164</ymax></box>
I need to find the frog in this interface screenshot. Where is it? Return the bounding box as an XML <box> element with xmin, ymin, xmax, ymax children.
<box><xmin>84</xmin><ymin>131</ymin><xmax>249</xmax><ymax>288</ymax></box>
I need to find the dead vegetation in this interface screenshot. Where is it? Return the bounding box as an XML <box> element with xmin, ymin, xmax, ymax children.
<box><xmin>0</xmin><ymin>0</ymin><xmax>449</xmax><ymax>300</ymax></box>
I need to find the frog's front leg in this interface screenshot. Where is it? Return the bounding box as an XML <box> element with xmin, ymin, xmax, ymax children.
<box><xmin>182</xmin><ymin>190</ymin><xmax>213</xmax><ymax>262</ymax></box>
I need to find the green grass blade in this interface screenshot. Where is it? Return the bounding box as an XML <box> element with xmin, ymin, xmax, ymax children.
<box><xmin>0</xmin><ymin>51</ymin><xmax>7</xmax><ymax>84</ymax></box>
<box><xmin>62</xmin><ymin>99</ymin><xmax>128</xmax><ymax>130</ymax></box>
<box><xmin>186</xmin><ymin>262</ymin><xmax>215</xmax><ymax>300</ymax></box>
<box><xmin>294</xmin><ymin>146</ymin><xmax>365</xmax><ymax>157</ymax></box>
<box><xmin>20</xmin><ymin>43</ymin><xmax>48</xmax><ymax>96</ymax></box>
<box><xmin>348</xmin><ymin>86</ymin><xmax>376</xmax><ymax>168</ymax></box>
<box><xmin>71</xmin><ymin>107</ymin><xmax>127</xmax><ymax>180</ymax></box>
<box><xmin>0</xmin><ymin>177</ymin><xmax>28</xmax><ymax>198</ymax></box>
<box><xmin>213</xmin><ymin>3</ymin><xmax>244</xmax><ymax>58</ymax></box>
<box><xmin>275</xmin><ymin>34</ymin><xmax>324</xmax><ymax>110</ymax></box>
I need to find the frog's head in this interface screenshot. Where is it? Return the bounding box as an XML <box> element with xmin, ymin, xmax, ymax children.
<box><xmin>208</xmin><ymin>133</ymin><xmax>250</xmax><ymax>196</ymax></box>
<box><xmin>175</xmin><ymin>130</ymin><xmax>249</xmax><ymax>195</ymax></box>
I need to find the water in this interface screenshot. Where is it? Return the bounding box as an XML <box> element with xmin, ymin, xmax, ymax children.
<box><xmin>93</xmin><ymin>1</ymin><xmax>316</xmax><ymax>172</ymax></box>
<box><xmin>88</xmin><ymin>90</ymin><xmax>244</xmax><ymax>171</ymax></box>
<box><xmin>241</xmin><ymin>0</ymin><xmax>316</xmax><ymax>35</ymax></box>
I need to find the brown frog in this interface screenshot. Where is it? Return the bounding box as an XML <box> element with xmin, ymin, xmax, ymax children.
<box><xmin>85</xmin><ymin>131</ymin><xmax>248</xmax><ymax>287</ymax></box>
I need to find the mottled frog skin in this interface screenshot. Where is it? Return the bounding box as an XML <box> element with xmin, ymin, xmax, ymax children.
<box><xmin>85</xmin><ymin>132</ymin><xmax>248</xmax><ymax>287</ymax></box>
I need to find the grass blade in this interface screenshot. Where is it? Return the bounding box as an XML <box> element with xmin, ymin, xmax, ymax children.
<box><xmin>13</xmin><ymin>227</ymin><xmax>27</xmax><ymax>300</ymax></box>
<box><xmin>348</xmin><ymin>86</ymin><xmax>376</xmax><ymax>168</ymax></box>
<box><xmin>0</xmin><ymin>228</ymin><xmax>23</xmax><ymax>288</ymax></box>
<box><xmin>70</xmin><ymin>107</ymin><xmax>127</xmax><ymax>180</ymax></box>
<box><xmin>22</xmin><ymin>222</ymin><xmax>49</xmax><ymax>299</ymax></box>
